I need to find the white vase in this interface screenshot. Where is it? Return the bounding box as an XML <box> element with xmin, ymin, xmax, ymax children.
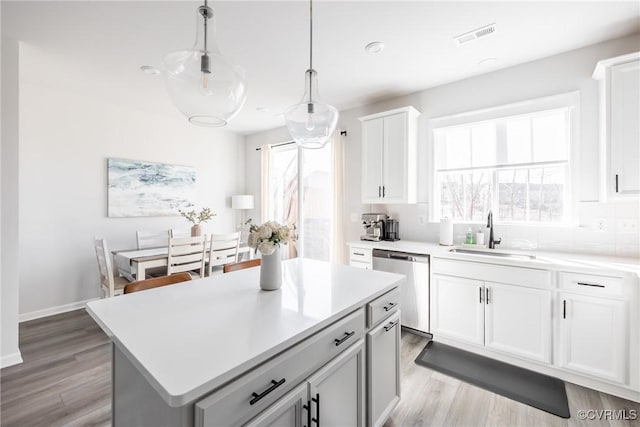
<box><xmin>260</xmin><ymin>246</ymin><xmax>282</xmax><ymax>291</ymax></box>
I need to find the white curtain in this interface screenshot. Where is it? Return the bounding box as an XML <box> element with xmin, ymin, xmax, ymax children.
<box><xmin>260</xmin><ymin>144</ymin><xmax>271</xmax><ymax>224</ymax></box>
<box><xmin>331</xmin><ymin>132</ymin><xmax>346</xmax><ymax>264</ymax></box>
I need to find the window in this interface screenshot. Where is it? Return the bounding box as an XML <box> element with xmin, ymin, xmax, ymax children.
<box><xmin>433</xmin><ymin>97</ymin><xmax>575</xmax><ymax>224</ymax></box>
<box><xmin>267</xmin><ymin>143</ymin><xmax>333</xmax><ymax>261</ymax></box>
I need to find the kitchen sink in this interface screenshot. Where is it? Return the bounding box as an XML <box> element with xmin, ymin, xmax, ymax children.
<box><xmin>449</xmin><ymin>248</ymin><xmax>537</xmax><ymax>260</ymax></box>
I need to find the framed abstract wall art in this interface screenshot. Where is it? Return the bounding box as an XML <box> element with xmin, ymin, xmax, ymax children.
<box><xmin>107</xmin><ymin>158</ymin><xmax>196</xmax><ymax>217</ymax></box>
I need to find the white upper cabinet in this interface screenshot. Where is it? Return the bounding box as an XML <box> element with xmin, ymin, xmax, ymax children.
<box><xmin>360</xmin><ymin>106</ymin><xmax>420</xmax><ymax>204</ymax></box>
<box><xmin>593</xmin><ymin>52</ymin><xmax>640</xmax><ymax>199</ymax></box>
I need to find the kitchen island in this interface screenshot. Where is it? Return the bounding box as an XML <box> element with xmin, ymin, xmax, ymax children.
<box><xmin>86</xmin><ymin>258</ymin><xmax>404</xmax><ymax>426</ymax></box>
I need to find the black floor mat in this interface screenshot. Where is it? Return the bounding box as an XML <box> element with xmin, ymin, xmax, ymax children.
<box><xmin>415</xmin><ymin>341</ymin><xmax>570</xmax><ymax>418</ymax></box>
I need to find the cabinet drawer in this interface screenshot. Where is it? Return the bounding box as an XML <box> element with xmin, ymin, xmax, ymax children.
<box><xmin>368</xmin><ymin>288</ymin><xmax>400</xmax><ymax>328</ymax></box>
<box><xmin>432</xmin><ymin>258</ymin><xmax>551</xmax><ymax>290</ymax></box>
<box><xmin>350</xmin><ymin>260</ymin><xmax>372</xmax><ymax>270</ymax></box>
<box><xmin>195</xmin><ymin>308</ymin><xmax>365</xmax><ymax>427</ymax></box>
<box><xmin>558</xmin><ymin>272</ymin><xmax>625</xmax><ymax>297</ymax></box>
<box><xmin>350</xmin><ymin>247</ymin><xmax>373</xmax><ymax>263</ymax></box>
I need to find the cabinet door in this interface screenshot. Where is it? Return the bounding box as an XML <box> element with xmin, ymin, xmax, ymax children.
<box><xmin>484</xmin><ymin>282</ymin><xmax>552</xmax><ymax>363</ymax></box>
<box><xmin>611</xmin><ymin>59</ymin><xmax>640</xmax><ymax>196</ymax></box>
<box><xmin>362</xmin><ymin>118</ymin><xmax>384</xmax><ymax>203</ymax></box>
<box><xmin>307</xmin><ymin>340</ymin><xmax>365</xmax><ymax>427</ymax></box>
<box><xmin>367</xmin><ymin>312</ymin><xmax>400</xmax><ymax>427</ymax></box>
<box><xmin>244</xmin><ymin>383</ymin><xmax>308</xmax><ymax>427</ymax></box>
<box><xmin>431</xmin><ymin>274</ymin><xmax>484</xmax><ymax>346</ymax></box>
<box><xmin>382</xmin><ymin>112</ymin><xmax>407</xmax><ymax>202</ymax></box>
<box><xmin>558</xmin><ymin>293</ymin><xmax>628</xmax><ymax>384</ymax></box>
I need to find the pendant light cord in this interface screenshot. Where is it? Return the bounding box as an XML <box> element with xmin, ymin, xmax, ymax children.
<box><xmin>309</xmin><ymin>0</ymin><xmax>313</xmax><ymax>70</ymax></box>
<box><xmin>203</xmin><ymin>0</ymin><xmax>209</xmax><ymax>53</ymax></box>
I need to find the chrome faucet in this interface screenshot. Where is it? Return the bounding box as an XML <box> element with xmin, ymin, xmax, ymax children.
<box><xmin>487</xmin><ymin>210</ymin><xmax>502</xmax><ymax>249</ymax></box>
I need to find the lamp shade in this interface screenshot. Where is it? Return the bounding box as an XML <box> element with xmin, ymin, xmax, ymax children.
<box><xmin>232</xmin><ymin>195</ymin><xmax>254</xmax><ymax>210</ymax></box>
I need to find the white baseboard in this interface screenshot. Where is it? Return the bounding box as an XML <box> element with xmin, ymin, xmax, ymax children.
<box><xmin>19</xmin><ymin>298</ymin><xmax>99</xmax><ymax>323</ymax></box>
<box><xmin>1</xmin><ymin>351</ymin><xmax>23</xmax><ymax>369</ymax></box>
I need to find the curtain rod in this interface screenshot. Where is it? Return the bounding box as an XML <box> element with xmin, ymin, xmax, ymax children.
<box><xmin>255</xmin><ymin>130</ymin><xmax>347</xmax><ymax>151</ymax></box>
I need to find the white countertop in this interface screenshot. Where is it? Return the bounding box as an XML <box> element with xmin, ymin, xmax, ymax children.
<box><xmin>86</xmin><ymin>258</ymin><xmax>403</xmax><ymax>407</ymax></box>
<box><xmin>349</xmin><ymin>240</ymin><xmax>640</xmax><ymax>278</ymax></box>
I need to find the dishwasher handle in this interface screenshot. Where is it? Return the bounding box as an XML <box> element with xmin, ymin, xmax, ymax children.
<box><xmin>372</xmin><ymin>249</ymin><xmax>429</xmax><ymax>263</ymax></box>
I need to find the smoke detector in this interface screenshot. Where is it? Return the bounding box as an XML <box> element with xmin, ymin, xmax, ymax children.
<box><xmin>454</xmin><ymin>23</ymin><xmax>496</xmax><ymax>45</ymax></box>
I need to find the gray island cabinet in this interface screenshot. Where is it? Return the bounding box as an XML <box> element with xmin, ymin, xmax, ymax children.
<box><xmin>86</xmin><ymin>259</ymin><xmax>404</xmax><ymax>427</ymax></box>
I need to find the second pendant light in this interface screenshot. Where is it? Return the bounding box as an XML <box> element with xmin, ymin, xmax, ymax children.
<box><xmin>284</xmin><ymin>0</ymin><xmax>339</xmax><ymax>149</ymax></box>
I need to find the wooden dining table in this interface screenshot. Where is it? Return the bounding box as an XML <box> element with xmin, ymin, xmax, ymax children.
<box><xmin>113</xmin><ymin>245</ymin><xmax>253</xmax><ymax>281</ymax></box>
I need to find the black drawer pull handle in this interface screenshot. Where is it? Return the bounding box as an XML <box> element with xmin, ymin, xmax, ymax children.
<box><xmin>334</xmin><ymin>331</ymin><xmax>355</xmax><ymax>346</ymax></box>
<box><xmin>249</xmin><ymin>378</ymin><xmax>286</xmax><ymax>405</ymax></box>
<box><xmin>383</xmin><ymin>302</ymin><xmax>397</xmax><ymax>311</ymax></box>
<box><xmin>563</xmin><ymin>300</ymin><xmax>567</xmax><ymax>319</ymax></box>
<box><xmin>384</xmin><ymin>320</ymin><xmax>399</xmax><ymax>332</ymax></box>
<box><xmin>577</xmin><ymin>282</ymin><xmax>605</xmax><ymax>288</ymax></box>
<box><xmin>353</xmin><ymin>252</ymin><xmax>365</xmax><ymax>256</ymax></box>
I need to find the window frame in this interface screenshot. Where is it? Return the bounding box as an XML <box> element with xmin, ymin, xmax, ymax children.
<box><xmin>428</xmin><ymin>92</ymin><xmax>580</xmax><ymax>226</ymax></box>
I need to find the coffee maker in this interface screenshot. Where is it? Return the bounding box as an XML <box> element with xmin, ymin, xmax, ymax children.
<box><xmin>384</xmin><ymin>219</ymin><xmax>400</xmax><ymax>241</ymax></box>
<box><xmin>361</xmin><ymin>213</ymin><xmax>388</xmax><ymax>241</ymax></box>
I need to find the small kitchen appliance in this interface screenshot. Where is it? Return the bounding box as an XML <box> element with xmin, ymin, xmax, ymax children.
<box><xmin>384</xmin><ymin>219</ymin><xmax>400</xmax><ymax>241</ymax></box>
<box><xmin>361</xmin><ymin>213</ymin><xmax>387</xmax><ymax>241</ymax></box>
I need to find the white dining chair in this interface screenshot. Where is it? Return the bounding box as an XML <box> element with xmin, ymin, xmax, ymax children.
<box><xmin>136</xmin><ymin>230</ymin><xmax>171</xmax><ymax>277</ymax></box>
<box><xmin>167</xmin><ymin>235</ymin><xmax>207</xmax><ymax>278</ymax></box>
<box><xmin>93</xmin><ymin>237</ymin><xmax>129</xmax><ymax>298</ymax></box>
<box><xmin>170</xmin><ymin>228</ymin><xmax>191</xmax><ymax>239</ymax></box>
<box><xmin>136</xmin><ymin>230</ymin><xmax>170</xmax><ymax>249</ymax></box>
<box><xmin>207</xmin><ymin>232</ymin><xmax>241</xmax><ymax>276</ymax></box>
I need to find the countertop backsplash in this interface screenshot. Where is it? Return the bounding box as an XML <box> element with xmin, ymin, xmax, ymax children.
<box><xmin>370</xmin><ymin>200</ymin><xmax>639</xmax><ymax>259</ymax></box>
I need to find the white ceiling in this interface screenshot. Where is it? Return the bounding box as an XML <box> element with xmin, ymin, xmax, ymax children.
<box><xmin>3</xmin><ymin>1</ymin><xmax>639</xmax><ymax>135</ymax></box>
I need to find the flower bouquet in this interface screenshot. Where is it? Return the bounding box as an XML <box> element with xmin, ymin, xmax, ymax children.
<box><xmin>246</xmin><ymin>220</ymin><xmax>297</xmax><ymax>291</ymax></box>
<box><xmin>247</xmin><ymin>220</ymin><xmax>297</xmax><ymax>255</ymax></box>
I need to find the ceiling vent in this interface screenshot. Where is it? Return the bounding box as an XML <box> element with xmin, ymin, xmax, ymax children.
<box><xmin>454</xmin><ymin>23</ymin><xmax>496</xmax><ymax>45</ymax></box>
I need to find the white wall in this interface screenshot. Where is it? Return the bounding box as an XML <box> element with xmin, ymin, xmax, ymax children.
<box><xmin>245</xmin><ymin>34</ymin><xmax>640</xmax><ymax>260</ymax></box>
<box><xmin>17</xmin><ymin>44</ymin><xmax>246</xmax><ymax>318</ymax></box>
<box><xmin>1</xmin><ymin>13</ymin><xmax>23</xmax><ymax>367</ymax></box>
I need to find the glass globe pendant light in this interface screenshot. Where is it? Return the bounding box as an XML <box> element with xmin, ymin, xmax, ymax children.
<box><xmin>162</xmin><ymin>0</ymin><xmax>246</xmax><ymax>127</ymax></box>
<box><xmin>284</xmin><ymin>0</ymin><xmax>339</xmax><ymax>149</ymax></box>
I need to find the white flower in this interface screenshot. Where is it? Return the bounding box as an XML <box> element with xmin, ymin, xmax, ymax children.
<box><xmin>258</xmin><ymin>225</ymin><xmax>273</xmax><ymax>240</ymax></box>
<box><xmin>258</xmin><ymin>241</ymin><xmax>276</xmax><ymax>255</ymax></box>
<box><xmin>279</xmin><ymin>227</ymin><xmax>290</xmax><ymax>241</ymax></box>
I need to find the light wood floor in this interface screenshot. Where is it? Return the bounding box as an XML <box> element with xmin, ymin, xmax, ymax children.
<box><xmin>385</xmin><ymin>332</ymin><xmax>640</xmax><ymax>427</ymax></box>
<box><xmin>1</xmin><ymin>309</ymin><xmax>638</xmax><ymax>427</ymax></box>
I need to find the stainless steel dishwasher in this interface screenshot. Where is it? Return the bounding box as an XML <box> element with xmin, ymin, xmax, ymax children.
<box><xmin>372</xmin><ymin>249</ymin><xmax>430</xmax><ymax>334</ymax></box>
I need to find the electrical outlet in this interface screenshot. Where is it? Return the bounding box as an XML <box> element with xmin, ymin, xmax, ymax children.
<box><xmin>418</xmin><ymin>215</ymin><xmax>427</xmax><ymax>225</ymax></box>
<box><xmin>596</xmin><ymin>218</ymin><xmax>607</xmax><ymax>231</ymax></box>
<box><xmin>618</xmin><ymin>219</ymin><xmax>638</xmax><ymax>234</ymax></box>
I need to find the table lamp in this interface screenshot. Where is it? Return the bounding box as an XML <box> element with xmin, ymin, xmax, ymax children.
<box><xmin>232</xmin><ymin>195</ymin><xmax>254</xmax><ymax>229</ymax></box>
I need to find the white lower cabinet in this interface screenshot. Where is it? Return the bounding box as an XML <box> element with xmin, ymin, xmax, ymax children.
<box><xmin>308</xmin><ymin>340</ymin><xmax>365</xmax><ymax>427</ymax></box>
<box><xmin>431</xmin><ymin>274</ymin><xmax>484</xmax><ymax>346</ymax></box>
<box><xmin>431</xmin><ymin>274</ymin><xmax>552</xmax><ymax>363</ymax></box>
<box><xmin>245</xmin><ymin>340</ymin><xmax>366</xmax><ymax>427</ymax></box>
<box><xmin>367</xmin><ymin>311</ymin><xmax>401</xmax><ymax>427</ymax></box>
<box><xmin>558</xmin><ymin>292</ymin><xmax>628</xmax><ymax>385</ymax></box>
<box><xmin>244</xmin><ymin>384</ymin><xmax>308</xmax><ymax>427</ymax></box>
<box><xmin>484</xmin><ymin>282</ymin><xmax>552</xmax><ymax>363</ymax></box>
<box><xmin>431</xmin><ymin>258</ymin><xmax>639</xmax><ymax>401</ymax></box>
